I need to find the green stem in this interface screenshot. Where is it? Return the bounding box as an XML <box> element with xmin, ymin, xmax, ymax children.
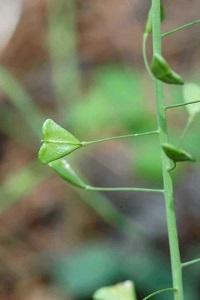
<box><xmin>142</xmin><ymin>288</ymin><xmax>176</xmax><ymax>300</ymax></box>
<box><xmin>151</xmin><ymin>1</ymin><xmax>184</xmax><ymax>300</ymax></box>
<box><xmin>182</xmin><ymin>257</ymin><xmax>200</xmax><ymax>269</ymax></box>
<box><xmin>165</xmin><ymin>100</ymin><xmax>200</xmax><ymax>110</ymax></box>
<box><xmin>0</xmin><ymin>66</ymin><xmax>43</xmax><ymax>137</ymax></box>
<box><xmin>48</xmin><ymin>0</ymin><xmax>81</xmax><ymax>124</ymax></box>
<box><xmin>162</xmin><ymin>19</ymin><xmax>200</xmax><ymax>38</ymax></box>
<box><xmin>86</xmin><ymin>185</ymin><xmax>164</xmax><ymax>194</ymax></box>
<box><xmin>77</xmin><ymin>189</ymin><xmax>132</xmax><ymax>229</ymax></box>
<box><xmin>82</xmin><ymin>130</ymin><xmax>159</xmax><ymax>146</ymax></box>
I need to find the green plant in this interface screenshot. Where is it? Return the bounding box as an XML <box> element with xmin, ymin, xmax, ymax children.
<box><xmin>36</xmin><ymin>1</ymin><xmax>200</xmax><ymax>299</ymax></box>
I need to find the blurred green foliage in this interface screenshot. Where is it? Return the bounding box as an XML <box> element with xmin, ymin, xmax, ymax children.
<box><xmin>0</xmin><ymin>161</ymin><xmax>48</xmax><ymax>212</ymax></box>
<box><xmin>0</xmin><ymin>60</ymin><xmax>200</xmax><ymax>300</ymax></box>
<box><xmin>69</xmin><ymin>66</ymin><xmax>153</xmax><ymax>135</ymax></box>
<box><xmin>0</xmin><ymin>1</ymin><xmax>200</xmax><ymax>299</ymax></box>
<box><xmin>52</xmin><ymin>241</ymin><xmax>199</xmax><ymax>299</ymax></box>
<box><xmin>52</xmin><ymin>241</ymin><xmax>174</xmax><ymax>300</ymax></box>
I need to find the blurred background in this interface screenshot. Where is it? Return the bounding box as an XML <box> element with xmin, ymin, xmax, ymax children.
<box><xmin>0</xmin><ymin>0</ymin><xmax>200</xmax><ymax>299</ymax></box>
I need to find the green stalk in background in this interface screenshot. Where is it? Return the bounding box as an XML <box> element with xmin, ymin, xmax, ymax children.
<box><xmin>48</xmin><ymin>0</ymin><xmax>81</xmax><ymax>124</ymax></box>
<box><xmin>0</xmin><ymin>66</ymin><xmax>43</xmax><ymax>137</ymax></box>
<box><xmin>151</xmin><ymin>1</ymin><xmax>184</xmax><ymax>299</ymax></box>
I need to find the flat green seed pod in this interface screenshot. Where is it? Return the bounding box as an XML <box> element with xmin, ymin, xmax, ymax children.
<box><xmin>49</xmin><ymin>159</ymin><xmax>86</xmax><ymax>189</ymax></box>
<box><xmin>38</xmin><ymin>119</ymin><xmax>81</xmax><ymax>164</ymax></box>
<box><xmin>162</xmin><ymin>143</ymin><xmax>195</xmax><ymax>162</ymax></box>
<box><xmin>151</xmin><ymin>54</ymin><xmax>184</xmax><ymax>85</ymax></box>
<box><xmin>93</xmin><ymin>281</ymin><xmax>137</xmax><ymax>300</ymax></box>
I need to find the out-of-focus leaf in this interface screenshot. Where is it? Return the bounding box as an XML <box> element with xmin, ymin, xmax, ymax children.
<box><xmin>49</xmin><ymin>158</ymin><xmax>86</xmax><ymax>189</ymax></box>
<box><xmin>53</xmin><ymin>243</ymin><xmax>121</xmax><ymax>298</ymax></box>
<box><xmin>0</xmin><ymin>161</ymin><xmax>47</xmax><ymax>212</ymax></box>
<box><xmin>38</xmin><ymin>119</ymin><xmax>81</xmax><ymax>164</ymax></box>
<box><xmin>183</xmin><ymin>83</ymin><xmax>200</xmax><ymax>118</ymax></box>
<box><xmin>93</xmin><ymin>281</ymin><xmax>137</xmax><ymax>300</ymax></box>
<box><xmin>68</xmin><ymin>66</ymin><xmax>151</xmax><ymax>136</ymax></box>
<box><xmin>151</xmin><ymin>54</ymin><xmax>184</xmax><ymax>85</ymax></box>
<box><xmin>122</xmin><ymin>251</ymin><xmax>172</xmax><ymax>300</ymax></box>
<box><xmin>162</xmin><ymin>143</ymin><xmax>195</xmax><ymax>162</ymax></box>
<box><xmin>53</xmin><ymin>244</ymin><xmax>173</xmax><ymax>300</ymax></box>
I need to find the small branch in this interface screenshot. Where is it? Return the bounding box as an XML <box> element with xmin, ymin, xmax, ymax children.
<box><xmin>41</xmin><ymin>130</ymin><xmax>159</xmax><ymax>146</ymax></box>
<box><xmin>165</xmin><ymin>100</ymin><xmax>200</xmax><ymax>110</ymax></box>
<box><xmin>182</xmin><ymin>257</ymin><xmax>200</xmax><ymax>268</ymax></box>
<box><xmin>162</xmin><ymin>19</ymin><xmax>200</xmax><ymax>38</ymax></box>
<box><xmin>82</xmin><ymin>130</ymin><xmax>159</xmax><ymax>146</ymax></box>
<box><xmin>86</xmin><ymin>185</ymin><xmax>164</xmax><ymax>194</ymax></box>
<box><xmin>142</xmin><ymin>288</ymin><xmax>177</xmax><ymax>300</ymax></box>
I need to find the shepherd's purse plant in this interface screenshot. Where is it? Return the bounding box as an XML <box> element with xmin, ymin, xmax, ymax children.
<box><xmin>38</xmin><ymin>1</ymin><xmax>200</xmax><ymax>299</ymax></box>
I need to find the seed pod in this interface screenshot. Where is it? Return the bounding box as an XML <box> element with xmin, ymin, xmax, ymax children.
<box><xmin>49</xmin><ymin>159</ymin><xmax>86</xmax><ymax>189</ymax></box>
<box><xmin>151</xmin><ymin>54</ymin><xmax>184</xmax><ymax>85</ymax></box>
<box><xmin>38</xmin><ymin>119</ymin><xmax>82</xmax><ymax>164</ymax></box>
<box><xmin>162</xmin><ymin>143</ymin><xmax>195</xmax><ymax>162</ymax></box>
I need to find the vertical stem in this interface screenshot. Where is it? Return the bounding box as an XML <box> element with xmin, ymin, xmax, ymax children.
<box><xmin>151</xmin><ymin>1</ymin><xmax>184</xmax><ymax>300</ymax></box>
<box><xmin>48</xmin><ymin>0</ymin><xmax>81</xmax><ymax>124</ymax></box>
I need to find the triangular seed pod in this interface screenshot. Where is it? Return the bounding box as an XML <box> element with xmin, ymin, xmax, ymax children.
<box><xmin>38</xmin><ymin>119</ymin><xmax>82</xmax><ymax>164</ymax></box>
<box><xmin>151</xmin><ymin>54</ymin><xmax>184</xmax><ymax>85</ymax></box>
<box><xmin>162</xmin><ymin>143</ymin><xmax>195</xmax><ymax>162</ymax></box>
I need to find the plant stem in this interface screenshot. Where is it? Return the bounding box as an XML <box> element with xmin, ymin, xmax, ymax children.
<box><xmin>86</xmin><ymin>185</ymin><xmax>164</xmax><ymax>194</ymax></box>
<box><xmin>142</xmin><ymin>287</ymin><xmax>176</xmax><ymax>300</ymax></box>
<box><xmin>165</xmin><ymin>100</ymin><xmax>200</xmax><ymax>110</ymax></box>
<box><xmin>82</xmin><ymin>130</ymin><xmax>159</xmax><ymax>146</ymax></box>
<box><xmin>151</xmin><ymin>1</ymin><xmax>184</xmax><ymax>300</ymax></box>
<box><xmin>48</xmin><ymin>0</ymin><xmax>81</xmax><ymax>124</ymax></box>
<box><xmin>0</xmin><ymin>66</ymin><xmax>43</xmax><ymax>137</ymax></box>
<box><xmin>162</xmin><ymin>19</ymin><xmax>200</xmax><ymax>38</ymax></box>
